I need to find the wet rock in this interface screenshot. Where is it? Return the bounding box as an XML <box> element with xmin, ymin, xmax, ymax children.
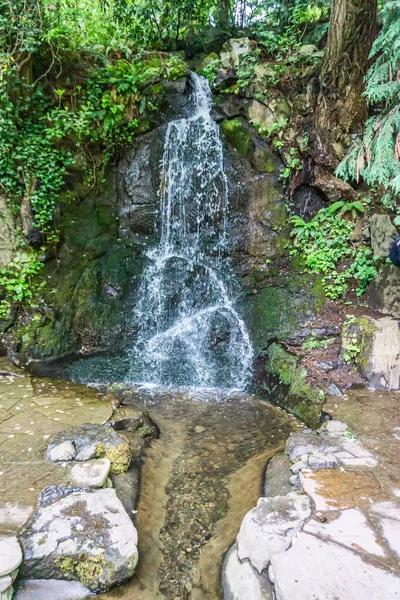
<box><xmin>270</xmin><ymin>532</ymin><xmax>400</xmax><ymax>600</ymax></box>
<box><xmin>292</xmin><ymin>185</ymin><xmax>327</xmax><ymax>221</ymax></box>
<box><xmin>47</xmin><ymin>424</ymin><xmax>131</xmax><ymax>474</ymax></box>
<box><xmin>108</xmin><ymin>404</ymin><xmax>159</xmax><ymax>438</ymax></box>
<box><xmin>221</xmin><ymin>543</ymin><xmax>274</xmax><ymax>600</ymax></box>
<box><xmin>327</xmin><ymin>383</ymin><xmax>343</xmax><ymax>397</ymax></box>
<box><xmin>236</xmin><ymin>492</ymin><xmax>312</xmax><ymax>573</ymax></box>
<box><xmin>263</xmin><ymin>453</ymin><xmax>293</xmax><ymax>497</ymax></box>
<box><xmin>369</xmin><ymin>214</ymin><xmax>397</xmax><ymax>258</ymax></box>
<box><xmin>19</xmin><ymin>489</ymin><xmax>138</xmax><ymax>592</ymax></box>
<box><xmin>47</xmin><ymin>441</ymin><xmax>77</xmax><ymax>463</ymax></box>
<box><xmin>15</xmin><ymin>579</ymin><xmax>91</xmax><ymax>600</ymax></box>
<box><xmin>214</xmin><ymin>72</ymin><xmax>238</xmax><ymax>91</ymax></box>
<box><xmin>70</xmin><ymin>458</ymin><xmax>110</xmax><ymax>488</ymax></box>
<box><xmin>308</xmin><ymin>451</ymin><xmax>338</xmax><ymax>469</ymax></box>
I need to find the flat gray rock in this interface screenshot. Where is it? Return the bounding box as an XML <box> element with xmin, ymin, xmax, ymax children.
<box><xmin>324</xmin><ymin>420</ymin><xmax>348</xmax><ymax>434</ymax></box>
<box><xmin>304</xmin><ymin>509</ymin><xmax>384</xmax><ymax>556</ymax></box>
<box><xmin>221</xmin><ymin>543</ymin><xmax>274</xmax><ymax>600</ymax></box>
<box><xmin>70</xmin><ymin>458</ymin><xmax>110</xmax><ymax>488</ymax></box>
<box><xmin>20</xmin><ymin>489</ymin><xmax>138</xmax><ymax>592</ymax></box>
<box><xmin>380</xmin><ymin>517</ymin><xmax>400</xmax><ymax>558</ymax></box>
<box><xmin>47</xmin><ymin>441</ymin><xmax>77</xmax><ymax>462</ymax></box>
<box><xmin>263</xmin><ymin>454</ymin><xmax>293</xmax><ymax>497</ymax></box>
<box><xmin>271</xmin><ymin>532</ymin><xmax>400</xmax><ymax>600</ymax></box>
<box><xmin>237</xmin><ymin>492</ymin><xmax>311</xmax><ymax>573</ymax></box>
<box><xmin>15</xmin><ymin>579</ymin><xmax>90</xmax><ymax>600</ymax></box>
<box><xmin>0</xmin><ymin>536</ymin><xmax>22</xmax><ymax>577</ymax></box>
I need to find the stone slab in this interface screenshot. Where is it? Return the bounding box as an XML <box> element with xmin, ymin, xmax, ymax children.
<box><xmin>237</xmin><ymin>492</ymin><xmax>311</xmax><ymax>573</ymax></box>
<box><xmin>271</xmin><ymin>532</ymin><xmax>400</xmax><ymax>600</ymax></box>
<box><xmin>304</xmin><ymin>508</ymin><xmax>384</xmax><ymax>556</ymax></box>
<box><xmin>380</xmin><ymin>517</ymin><xmax>400</xmax><ymax>558</ymax></box>
<box><xmin>15</xmin><ymin>579</ymin><xmax>91</xmax><ymax>600</ymax></box>
<box><xmin>70</xmin><ymin>458</ymin><xmax>111</xmax><ymax>488</ymax></box>
<box><xmin>221</xmin><ymin>543</ymin><xmax>273</xmax><ymax>600</ymax></box>
<box><xmin>300</xmin><ymin>468</ymin><xmax>384</xmax><ymax>511</ymax></box>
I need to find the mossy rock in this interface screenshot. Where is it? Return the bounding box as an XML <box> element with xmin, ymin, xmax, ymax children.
<box><xmin>95</xmin><ymin>442</ymin><xmax>132</xmax><ymax>474</ymax></box>
<box><xmin>245</xmin><ymin>274</ymin><xmax>325</xmax><ymax>354</ymax></box>
<box><xmin>265</xmin><ymin>343</ymin><xmax>324</xmax><ymax>426</ymax></box>
<box><xmin>221</xmin><ymin>117</ymin><xmax>253</xmax><ymax>158</ymax></box>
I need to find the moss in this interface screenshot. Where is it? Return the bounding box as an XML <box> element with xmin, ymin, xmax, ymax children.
<box><xmin>265</xmin><ymin>343</ymin><xmax>324</xmax><ymax>426</ymax></box>
<box><xmin>56</xmin><ymin>553</ymin><xmax>107</xmax><ymax>590</ymax></box>
<box><xmin>221</xmin><ymin>118</ymin><xmax>252</xmax><ymax>157</ymax></box>
<box><xmin>342</xmin><ymin>316</ymin><xmax>377</xmax><ymax>374</ymax></box>
<box><xmin>96</xmin><ymin>442</ymin><xmax>132</xmax><ymax>474</ymax></box>
<box><xmin>245</xmin><ymin>273</ymin><xmax>325</xmax><ymax>353</ymax></box>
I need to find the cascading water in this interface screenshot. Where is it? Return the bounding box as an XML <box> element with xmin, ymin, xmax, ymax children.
<box><xmin>128</xmin><ymin>73</ymin><xmax>253</xmax><ymax>389</ymax></box>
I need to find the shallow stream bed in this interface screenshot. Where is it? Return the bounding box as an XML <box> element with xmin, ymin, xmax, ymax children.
<box><xmin>95</xmin><ymin>386</ymin><xmax>303</xmax><ymax>600</ymax></box>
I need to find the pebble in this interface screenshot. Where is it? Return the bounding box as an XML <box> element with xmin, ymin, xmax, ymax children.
<box><xmin>194</xmin><ymin>426</ymin><xmax>205</xmax><ymax>434</ymax></box>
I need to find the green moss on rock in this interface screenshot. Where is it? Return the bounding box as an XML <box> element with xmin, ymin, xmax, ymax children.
<box><xmin>265</xmin><ymin>343</ymin><xmax>324</xmax><ymax>425</ymax></box>
<box><xmin>95</xmin><ymin>442</ymin><xmax>132</xmax><ymax>474</ymax></box>
<box><xmin>221</xmin><ymin>118</ymin><xmax>252</xmax><ymax>157</ymax></box>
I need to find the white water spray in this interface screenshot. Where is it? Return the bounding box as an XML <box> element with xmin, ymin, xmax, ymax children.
<box><xmin>128</xmin><ymin>73</ymin><xmax>253</xmax><ymax>389</ymax></box>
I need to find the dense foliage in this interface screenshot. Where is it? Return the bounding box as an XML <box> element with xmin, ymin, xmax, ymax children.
<box><xmin>337</xmin><ymin>0</ymin><xmax>400</xmax><ymax>216</ymax></box>
<box><xmin>290</xmin><ymin>203</ymin><xmax>378</xmax><ymax>299</ymax></box>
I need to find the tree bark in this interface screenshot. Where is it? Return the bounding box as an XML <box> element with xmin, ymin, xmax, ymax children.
<box><xmin>317</xmin><ymin>0</ymin><xmax>377</xmax><ymax>134</ymax></box>
<box><xmin>217</xmin><ymin>0</ymin><xmax>232</xmax><ymax>30</ymax></box>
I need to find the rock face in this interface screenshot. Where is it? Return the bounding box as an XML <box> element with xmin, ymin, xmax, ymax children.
<box><xmin>369</xmin><ymin>265</ymin><xmax>400</xmax><ymax>318</ymax></box>
<box><xmin>369</xmin><ymin>214</ymin><xmax>397</xmax><ymax>258</ymax></box>
<box><xmin>342</xmin><ymin>315</ymin><xmax>400</xmax><ymax>390</ymax></box>
<box><xmin>20</xmin><ymin>488</ymin><xmax>138</xmax><ymax>592</ymax></box>
<box><xmin>47</xmin><ymin>424</ymin><xmax>132</xmax><ymax>474</ymax></box>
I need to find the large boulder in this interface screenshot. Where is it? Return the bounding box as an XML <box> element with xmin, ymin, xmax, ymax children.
<box><xmin>342</xmin><ymin>315</ymin><xmax>400</xmax><ymax>390</ymax></box>
<box><xmin>369</xmin><ymin>214</ymin><xmax>397</xmax><ymax>258</ymax></box>
<box><xmin>236</xmin><ymin>492</ymin><xmax>312</xmax><ymax>573</ymax></box>
<box><xmin>220</xmin><ymin>38</ymin><xmax>258</xmax><ymax>69</ymax></box>
<box><xmin>19</xmin><ymin>489</ymin><xmax>138</xmax><ymax>592</ymax></box>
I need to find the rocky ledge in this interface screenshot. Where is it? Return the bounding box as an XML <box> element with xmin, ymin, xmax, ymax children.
<box><xmin>222</xmin><ymin>402</ymin><xmax>400</xmax><ymax>599</ymax></box>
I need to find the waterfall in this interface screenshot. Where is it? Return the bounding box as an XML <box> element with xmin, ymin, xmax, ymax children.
<box><xmin>128</xmin><ymin>73</ymin><xmax>253</xmax><ymax>389</ymax></box>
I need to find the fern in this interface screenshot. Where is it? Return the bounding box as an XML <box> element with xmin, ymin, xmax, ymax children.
<box><xmin>337</xmin><ymin>0</ymin><xmax>400</xmax><ymax>205</ymax></box>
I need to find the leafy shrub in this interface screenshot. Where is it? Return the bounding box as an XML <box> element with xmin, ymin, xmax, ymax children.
<box><xmin>290</xmin><ymin>206</ymin><xmax>378</xmax><ymax>299</ymax></box>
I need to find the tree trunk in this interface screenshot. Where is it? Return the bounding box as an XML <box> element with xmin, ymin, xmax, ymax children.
<box><xmin>217</xmin><ymin>0</ymin><xmax>232</xmax><ymax>30</ymax></box>
<box><xmin>317</xmin><ymin>0</ymin><xmax>377</xmax><ymax>134</ymax></box>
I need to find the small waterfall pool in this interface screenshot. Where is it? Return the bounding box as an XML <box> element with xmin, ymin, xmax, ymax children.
<box><xmin>66</xmin><ymin>73</ymin><xmax>253</xmax><ymax>392</ymax></box>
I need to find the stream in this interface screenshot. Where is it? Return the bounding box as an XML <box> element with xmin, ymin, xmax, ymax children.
<box><xmin>95</xmin><ymin>386</ymin><xmax>301</xmax><ymax>600</ymax></box>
